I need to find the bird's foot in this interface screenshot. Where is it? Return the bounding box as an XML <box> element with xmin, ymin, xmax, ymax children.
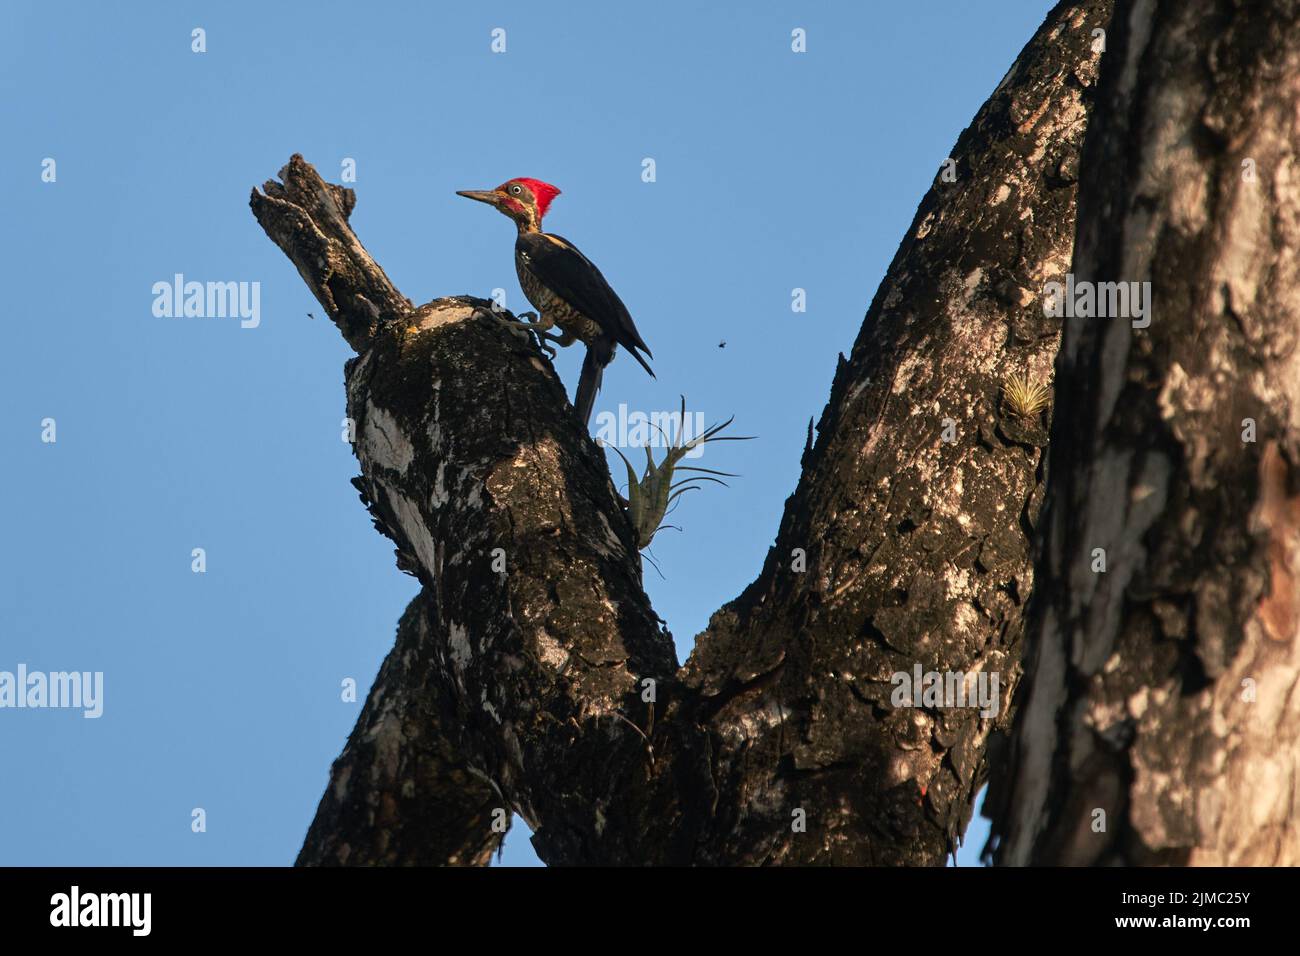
<box><xmin>505</xmin><ymin>311</ymin><xmax>567</xmax><ymax>358</ymax></box>
<box><xmin>511</xmin><ymin>311</ymin><xmax>567</xmax><ymax>351</ymax></box>
<box><xmin>472</xmin><ymin>306</ymin><xmax>556</xmax><ymax>358</ymax></box>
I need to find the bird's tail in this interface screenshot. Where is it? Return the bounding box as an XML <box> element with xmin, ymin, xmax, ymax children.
<box><xmin>575</xmin><ymin>347</ymin><xmax>606</xmax><ymax>425</ymax></box>
<box><xmin>627</xmin><ymin>344</ymin><xmax>655</xmax><ymax>379</ymax></box>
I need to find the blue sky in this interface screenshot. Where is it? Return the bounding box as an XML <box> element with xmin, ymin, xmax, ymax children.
<box><xmin>1</xmin><ymin>0</ymin><xmax>1049</xmax><ymax>866</ymax></box>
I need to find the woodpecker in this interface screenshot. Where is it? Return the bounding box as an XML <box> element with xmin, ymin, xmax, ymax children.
<box><xmin>457</xmin><ymin>178</ymin><xmax>654</xmax><ymax>424</ymax></box>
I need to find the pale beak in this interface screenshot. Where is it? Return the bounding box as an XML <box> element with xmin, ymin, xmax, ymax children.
<box><xmin>456</xmin><ymin>189</ymin><xmax>501</xmax><ymax>206</ymax></box>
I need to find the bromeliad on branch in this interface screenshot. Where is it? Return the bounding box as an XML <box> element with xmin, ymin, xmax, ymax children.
<box><xmin>601</xmin><ymin>397</ymin><xmax>754</xmax><ymax>550</ymax></box>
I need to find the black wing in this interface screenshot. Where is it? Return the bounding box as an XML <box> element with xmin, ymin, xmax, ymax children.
<box><xmin>517</xmin><ymin>231</ymin><xmax>654</xmax><ymax>375</ymax></box>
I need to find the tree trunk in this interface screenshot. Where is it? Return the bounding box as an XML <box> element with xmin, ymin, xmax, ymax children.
<box><xmin>681</xmin><ymin>0</ymin><xmax>1110</xmax><ymax>865</ymax></box>
<box><xmin>253</xmin><ymin>0</ymin><xmax>1111</xmax><ymax>866</ymax></box>
<box><xmin>990</xmin><ymin>0</ymin><xmax>1300</xmax><ymax>866</ymax></box>
<box><xmin>295</xmin><ymin>595</ymin><xmax>507</xmax><ymax>865</ymax></box>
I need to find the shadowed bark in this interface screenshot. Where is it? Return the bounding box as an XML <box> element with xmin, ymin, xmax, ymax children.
<box><xmin>254</xmin><ymin>0</ymin><xmax>1113</xmax><ymax>866</ymax></box>
<box><xmin>990</xmin><ymin>0</ymin><xmax>1300</xmax><ymax>866</ymax></box>
<box><xmin>296</xmin><ymin>595</ymin><xmax>506</xmax><ymax>866</ymax></box>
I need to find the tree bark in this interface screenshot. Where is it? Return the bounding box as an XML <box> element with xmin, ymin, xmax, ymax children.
<box><xmin>296</xmin><ymin>595</ymin><xmax>506</xmax><ymax>866</ymax></box>
<box><xmin>253</xmin><ymin>0</ymin><xmax>1112</xmax><ymax>866</ymax></box>
<box><xmin>681</xmin><ymin>0</ymin><xmax>1111</xmax><ymax>865</ymax></box>
<box><xmin>990</xmin><ymin>0</ymin><xmax>1300</xmax><ymax>866</ymax></box>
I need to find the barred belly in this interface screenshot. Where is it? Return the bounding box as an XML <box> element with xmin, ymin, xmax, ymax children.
<box><xmin>517</xmin><ymin>260</ymin><xmax>602</xmax><ymax>344</ymax></box>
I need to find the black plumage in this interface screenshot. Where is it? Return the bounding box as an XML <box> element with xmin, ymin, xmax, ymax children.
<box><xmin>457</xmin><ymin>178</ymin><xmax>655</xmax><ymax>424</ymax></box>
<box><xmin>514</xmin><ymin>231</ymin><xmax>654</xmax><ymax>423</ymax></box>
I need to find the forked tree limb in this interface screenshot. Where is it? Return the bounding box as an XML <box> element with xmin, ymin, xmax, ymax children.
<box><xmin>254</xmin><ymin>0</ymin><xmax>1113</xmax><ymax>866</ymax></box>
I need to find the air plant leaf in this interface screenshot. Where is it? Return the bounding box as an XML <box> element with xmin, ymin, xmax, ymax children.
<box><xmin>602</xmin><ymin>396</ymin><xmax>754</xmax><ymax>550</ymax></box>
<box><xmin>1001</xmin><ymin>370</ymin><xmax>1051</xmax><ymax>419</ymax></box>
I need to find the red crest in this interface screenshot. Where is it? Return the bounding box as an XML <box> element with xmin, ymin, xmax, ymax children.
<box><xmin>504</xmin><ymin>178</ymin><xmax>562</xmax><ymax>219</ymax></box>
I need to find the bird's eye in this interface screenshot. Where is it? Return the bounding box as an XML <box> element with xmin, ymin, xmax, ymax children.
<box><xmin>509</xmin><ymin>184</ymin><xmax>523</xmax><ymax>195</ymax></box>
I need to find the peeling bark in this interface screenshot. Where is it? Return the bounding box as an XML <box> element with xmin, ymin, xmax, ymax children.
<box><xmin>991</xmin><ymin>0</ymin><xmax>1300</xmax><ymax>866</ymax></box>
<box><xmin>256</xmin><ymin>0</ymin><xmax>1114</xmax><ymax>867</ymax></box>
